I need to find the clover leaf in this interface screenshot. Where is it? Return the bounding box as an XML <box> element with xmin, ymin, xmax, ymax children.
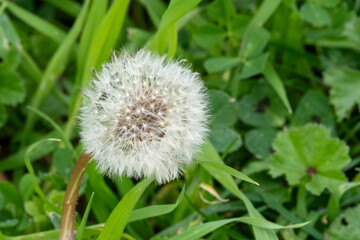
<box><xmin>268</xmin><ymin>124</ymin><xmax>350</xmax><ymax>195</ymax></box>
<box><xmin>327</xmin><ymin>204</ymin><xmax>360</xmax><ymax>240</ymax></box>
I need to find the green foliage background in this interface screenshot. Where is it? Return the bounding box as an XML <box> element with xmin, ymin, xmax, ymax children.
<box><xmin>0</xmin><ymin>0</ymin><xmax>360</xmax><ymax>239</ymax></box>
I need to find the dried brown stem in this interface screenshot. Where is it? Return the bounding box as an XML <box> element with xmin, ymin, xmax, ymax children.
<box><xmin>59</xmin><ymin>152</ymin><xmax>91</xmax><ymax>240</ymax></box>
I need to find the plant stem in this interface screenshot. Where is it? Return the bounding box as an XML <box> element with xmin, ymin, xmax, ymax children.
<box><xmin>296</xmin><ymin>183</ymin><xmax>307</xmax><ymax>220</ymax></box>
<box><xmin>60</xmin><ymin>152</ymin><xmax>92</xmax><ymax>240</ymax></box>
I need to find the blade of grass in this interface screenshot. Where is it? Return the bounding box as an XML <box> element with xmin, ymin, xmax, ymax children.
<box><xmin>128</xmin><ymin>186</ymin><xmax>185</xmax><ymax>223</ymax></box>
<box><xmin>24</xmin><ymin>138</ymin><xmax>62</xmax><ymax>214</ymax></box>
<box><xmin>65</xmin><ymin>0</ymin><xmax>131</xmax><ymax>138</ymax></box>
<box><xmin>22</xmin><ymin>0</ymin><xmax>91</xmax><ymax>144</ymax></box>
<box><xmin>19</xmin><ymin>50</ymin><xmax>43</xmax><ymax>83</ymax></box>
<box><xmin>263</xmin><ymin>61</ymin><xmax>292</xmax><ymax>113</ymax></box>
<box><xmin>27</xmin><ymin>106</ymin><xmax>74</xmax><ymax>152</ymax></box>
<box><xmin>44</xmin><ymin>0</ymin><xmax>81</xmax><ymax>17</ymax></box>
<box><xmin>97</xmin><ymin>177</ymin><xmax>154</xmax><ymax>240</ymax></box>
<box><xmin>169</xmin><ymin>217</ymin><xmax>309</xmax><ymax>240</ymax></box>
<box><xmin>198</xmin><ymin>140</ymin><xmax>278</xmax><ymax>240</ymax></box>
<box><xmin>76</xmin><ymin>192</ymin><xmax>95</xmax><ymax>240</ymax></box>
<box><xmin>200</xmin><ymin>161</ymin><xmax>259</xmax><ymax>186</ymax></box>
<box><xmin>5</xmin><ymin>1</ymin><xmax>66</xmax><ymax>43</ymax></box>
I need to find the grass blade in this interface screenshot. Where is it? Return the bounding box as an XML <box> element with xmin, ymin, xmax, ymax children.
<box><xmin>22</xmin><ymin>0</ymin><xmax>91</xmax><ymax>144</ymax></box>
<box><xmin>97</xmin><ymin>177</ymin><xmax>154</xmax><ymax>240</ymax></box>
<box><xmin>200</xmin><ymin>161</ymin><xmax>259</xmax><ymax>186</ymax></box>
<box><xmin>128</xmin><ymin>186</ymin><xmax>185</xmax><ymax>223</ymax></box>
<box><xmin>24</xmin><ymin>138</ymin><xmax>62</xmax><ymax>214</ymax></box>
<box><xmin>76</xmin><ymin>192</ymin><xmax>95</xmax><ymax>240</ymax></box>
<box><xmin>6</xmin><ymin>2</ymin><xmax>66</xmax><ymax>43</ymax></box>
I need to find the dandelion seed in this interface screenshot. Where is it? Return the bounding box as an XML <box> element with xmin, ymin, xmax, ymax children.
<box><xmin>79</xmin><ymin>49</ymin><xmax>209</xmax><ymax>183</ymax></box>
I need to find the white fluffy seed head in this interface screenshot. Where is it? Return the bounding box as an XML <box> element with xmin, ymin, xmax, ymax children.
<box><xmin>79</xmin><ymin>49</ymin><xmax>209</xmax><ymax>184</ymax></box>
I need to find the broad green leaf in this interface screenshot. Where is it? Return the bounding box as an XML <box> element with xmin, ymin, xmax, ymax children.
<box><xmin>238</xmin><ymin>81</ymin><xmax>288</xmax><ymax>127</ymax></box>
<box><xmin>324</xmin><ymin>67</ymin><xmax>360</xmax><ymax>121</ymax></box>
<box><xmin>299</xmin><ymin>2</ymin><xmax>331</xmax><ymax>26</ymax></box>
<box><xmin>207</xmin><ymin>0</ymin><xmax>236</xmax><ymax>26</ymax></box>
<box><xmin>242</xmin><ymin>26</ymin><xmax>270</xmax><ymax>59</ymax></box>
<box><xmin>6</xmin><ymin>2</ymin><xmax>67</xmax><ymax>44</ymax></box>
<box><xmin>245</xmin><ymin>128</ymin><xmax>278</xmax><ymax>159</ymax></box>
<box><xmin>239</xmin><ymin>52</ymin><xmax>269</xmax><ymax>79</ymax></box>
<box><xmin>0</xmin><ymin>71</ymin><xmax>25</xmax><ymax>106</ymax></box>
<box><xmin>268</xmin><ymin>124</ymin><xmax>350</xmax><ymax>195</ymax></box>
<box><xmin>327</xmin><ymin>204</ymin><xmax>360</xmax><ymax>240</ymax></box>
<box><xmin>193</xmin><ymin>24</ymin><xmax>226</xmax><ymax>49</ymax></box>
<box><xmin>97</xmin><ymin>177</ymin><xmax>154</xmax><ymax>240</ymax></box>
<box><xmin>209</xmin><ymin>128</ymin><xmax>242</xmax><ymax>153</ymax></box>
<box><xmin>209</xmin><ymin>90</ymin><xmax>237</xmax><ymax>128</ymax></box>
<box><xmin>0</xmin><ymin>105</ymin><xmax>7</xmax><ymax>128</ymax></box>
<box><xmin>127</xmin><ymin>186</ymin><xmax>185</xmax><ymax>223</ymax></box>
<box><xmin>200</xmin><ymin>161</ymin><xmax>258</xmax><ymax>185</ymax></box>
<box><xmin>292</xmin><ymin>90</ymin><xmax>335</xmax><ymax>133</ymax></box>
<box><xmin>315</xmin><ymin>0</ymin><xmax>341</xmax><ymax>8</ymax></box>
<box><xmin>204</xmin><ymin>57</ymin><xmax>240</xmax><ymax>73</ymax></box>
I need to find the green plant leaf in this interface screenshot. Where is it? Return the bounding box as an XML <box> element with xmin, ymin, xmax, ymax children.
<box><xmin>127</xmin><ymin>186</ymin><xmax>185</xmax><ymax>223</ymax></box>
<box><xmin>209</xmin><ymin>90</ymin><xmax>237</xmax><ymax>128</ymax></box>
<box><xmin>327</xmin><ymin>204</ymin><xmax>360</xmax><ymax>240</ymax></box>
<box><xmin>76</xmin><ymin>192</ymin><xmax>95</xmax><ymax>240</ymax></box>
<box><xmin>245</xmin><ymin>128</ymin><xmax>278</xmax><ymax>159</ymax></box>
<box><xmin>299</xmin><ymin>2</ymin><xmax>331</xmax><ymax>26</ymax></box>
<box><xmin>6</xmin><ymin>2</ymin><xmax>67</xmax><ymax>44</ymax></box>
<box><xmin>238</xmin><ymin>81</ymin><xmax>288</xmax><ymax>127</ymax></box>
<box><xmin>193</xmin><ymin>24</ymin><xmax>226</xmax><ymax>49</ymax></box>
<box><xmin>204</xmin><ymin>57</ymin><xmax>240</xmax><ymax>73</ymax></box>
<box><xmin>97</xmin><ymin>177</ymin><xmax>154</xmax><ymax>240</ymax></box>
<box><xmin>241</xmin><ymin>26</ymin><xmax>270</xmax><ymax>59</ymax></box>
<box><xmin>324</xmin><ymin>66</ymin><xmax>360</xmax><ymax>121</ymax></box>
<box><xmin>207</xmin><ymin>0</ymin><xmax>236</xmax><ymax>26</ymax></box>
<box><xmin>209</xmin><ymin>127</ymin><xmax>242</xmax><ymax>153</ymax></box>
<box><xmin>239</xmin><ymin>52</ymin><xmax>269</xmax><ymax>79</ymax></box>
<box><xmin>268</xmin><ymin>124</ymin><xmax>350</xmax><ymax>195</ymax></box>
<box><xmin>292</xmin><ymin>90</ymin><xmax>335</xmax><ymax>133</ymax></box>
<box><xmin>0</xmin><ymin>71</ymin><xmax>25</xmax><ymax>106</ymax></box>
<box><xmin>200</xmin><ymin>161</ymin><xmax>258</xmax><ymax>185</ymax></box>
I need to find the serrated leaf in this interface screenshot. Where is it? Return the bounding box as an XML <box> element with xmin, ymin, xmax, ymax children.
<box><xmin>0</xmin><ymin>71</ymin><xmax>25</xmax><ymax>106</ymax></box>
<box><xmin>328</xmin><ymin>204</ymin><xmax>360</xmax><ymax>240</ymax></box>
<box><xmin>268</xmin><ymin>124</ymin><xmax>350</xmax><ymax>195</ymax></box>
<box><xmin>299</xmin><ymin>2</ymin><xmax>331</xmax><ymax>26</ymax></box>
<box><xmin>324</xmin><ymin>67</ymin><xmax>360</xmax><ymax>121</ymax></box>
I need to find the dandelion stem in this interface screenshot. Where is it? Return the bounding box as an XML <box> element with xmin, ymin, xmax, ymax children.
<box><xmin>60</xmin><ymin>152</ymin><xmax>92</xmax><ymax>240</ymax></box>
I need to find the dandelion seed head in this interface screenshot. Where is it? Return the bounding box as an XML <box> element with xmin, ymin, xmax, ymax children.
<box><xmin>79</xmin><ymin>49</ymin><xmax>209</xmax><ymax>184</ymax></box>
